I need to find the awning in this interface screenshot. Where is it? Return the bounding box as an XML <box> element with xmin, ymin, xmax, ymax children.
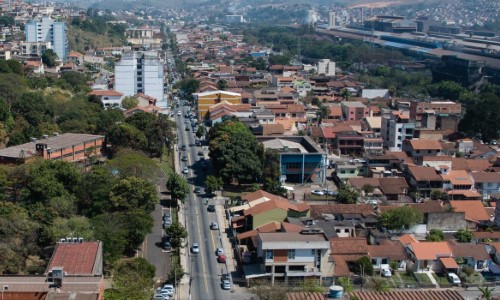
<box><xmin>440</xmin><ymin>257</ymin><xmax>459</xmax><ymax>269</ymax></box>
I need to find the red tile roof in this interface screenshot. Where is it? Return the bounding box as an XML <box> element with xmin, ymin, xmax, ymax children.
<box><xmin>449</xmin><ymin>200</ymin><xmax>490</xmax><ymax>222</ymax></box>
<box><xmin>349</xmin><ymin>290</ymin><xmax>463</xmax><ymax>300</ymax></box>
<box><xmin>88</xmin><ymin>90</ymin><xmax>124</xmax><ymax>97</ymax></box>
<box><xmin>407</xmin><ymin>139</ymin><xmax>442</xmax><ymax>150</ymax></box>
<box><xmin>46</xmin><ymin>242</ymin><xmax>101</xmax><ymax>275</ymax></box>
<box><xmin>287</xmin><ymin>292</ymin><xmax>325</xmax><ymax>300</ymax></box>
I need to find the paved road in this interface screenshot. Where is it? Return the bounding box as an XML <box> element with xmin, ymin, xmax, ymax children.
<box><xmin>137</xmin><ymin>167</ymin><xmax>172</xmax><ymax>281</ymax></box>
<box><xmin>175</xmin><ymin>106</ymin><xmax>230</xmax><ymax>300</ymax></box>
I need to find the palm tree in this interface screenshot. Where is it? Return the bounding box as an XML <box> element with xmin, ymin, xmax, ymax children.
<box><xmin>479</xmin><ymin>286</ymin><xmax>494</xmax><ymax>300</ymax></box>
<box><xmin>340</xmin><ymin>88</ymin><xmax>351</xmax><ymax>101</ymax></box>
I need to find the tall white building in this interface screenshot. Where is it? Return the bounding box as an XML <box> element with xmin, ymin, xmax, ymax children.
<box><xmin>317</xmin><ymin>59</ymin><xmax>336</xmax><ymax>76</ymax></box>
<box><xmin>381</xmin><ymin>113</ymin><xmax>415</xmax><ymax>151</ymax></box>
<box><xmin>328</xmin><ymin>11</ymin><xmax>336</xmax><ymax>29</ymax></box>
<box><xmin>25</xmin><ymin>16</ymin><xmax>67</xmax><ymax>60</ymax></box>
<box><xmin>115</xmin><ymin>51</ymin><xmax>165</xmax><ymax>103</ymax></box>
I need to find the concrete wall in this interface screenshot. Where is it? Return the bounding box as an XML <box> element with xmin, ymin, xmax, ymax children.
<box><xmin>426</xmin><ymin>212</ymin><xmax>466</xmax><ymax>231</ymax></box>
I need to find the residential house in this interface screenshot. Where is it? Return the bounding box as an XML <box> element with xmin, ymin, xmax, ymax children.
<box><xmin>448</xmin><ymin>242</ymin><xmax>490</xmax><ymax>271</ymax></box>
<box><xmin>341</xmin><ymin>102</ymin><xmax>370</xmax><ymax>121</ymax></box>
<box><xmin>88</xmin><ymin>90</ymin><xmax>125</xmax><ymax>109</ymax></box>
<box><xmin>402</xmin><ymin>139</ymin><xmax>442</xmax><ymax>164</ymax></box>
<box><xmin>472</xmin><ymin>172</ymin><xmax>500</xmax><ymax>199</ymax></box>
<box><xmin>441</xmin><ymin>170</ymin><xmax>473</xmax><ymax>191</ymax></box>
<box><xmin>335</xmin><ymin>130</ymin><xmax>364</xmax><ymax>156</ymax></box>
<box><xmin>405</xmin><ymin>240</ymin><xmax>453</xmax><ymax>271</ymax></box>
<box><xmin>24</xmin><ymin>60</ymin><xmax>44</xmax><ymax>74</ymax></box>
<box><xmin>235</xmin><ymin>198</ymin><xmax>310</xmax><ymax>232</ymax></box>
<box><xmin>334</xmin><ymin>160</ymin><xmax>368</xmax><ymax>183</ymax></box>
<box><xmin>368</xmin><ymin>240</ymin><xmax>408</xmax><ymax>270</ymax></box>
<box><xmin>381</xmin><ymin>113</ymin><xmax>415</xmax><ymax>151</ymax></box>
<box><xmin>349</xmin><ymin>290</ymin><xmax>463</xmax><ymax>300</ymax></box>
<box><xmin>363</xmin><ymin>116</ymin><xmax>382</xmax><ymax>136</ymax></box>
<box><xmin>317</xmin><ymin>59</ymin><xmax>336</xmax><ymax>76</ymax></box>
<box><xmin>252</xmin><ymin>230</ymin><xmax>333</xmax><ymax>285</ymax></box>
<box><xmin>448</xmin><ymin>200</ymin><xmax>491</xmax><ymax>229</ymax></box>
<box><xmin>409</xmin><ymin>100</ymin><xmax>462</xmax><ymax>131</ymax></box>
<box><xmin>330</xmin><ymin>237</ymin><xmax>369</xmax><ymax>277</ymax></box>
<box><xmin>257</xmin><ymin>136</ymin><xmax>326</xmax><ymax>184</ymax></box>
<box><xmin>405</xmin><ymin>166</ymin><xmax>443</xmax><ymax>198</ymax></box>
<box><xmin>362</xmin><ymin>134</ymin><xmax>384</xmax><ymax>156</ymax></box>
<box><xmin>293</xmin><ymin>80</ymin><xmax>312</xmax><ymax>97</ymax></box>
<box><xmin>348</xmin><ymin>177</ymin><xmax>409</xmax><ymax>201</ymax></box>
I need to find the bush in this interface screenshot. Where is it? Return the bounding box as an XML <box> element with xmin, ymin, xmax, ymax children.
<box><xmin>354</xmin><ymin>256</ymin><xmax>374</xmax><ymax>276</ymax></box>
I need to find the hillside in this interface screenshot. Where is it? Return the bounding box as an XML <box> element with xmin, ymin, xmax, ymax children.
<box><xmin>67</xmin><ymin>27</ymin><xmax>126</xmax><ymax>53</ymax></box>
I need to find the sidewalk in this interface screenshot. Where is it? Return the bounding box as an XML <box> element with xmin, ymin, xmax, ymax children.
<box><xmin>215</xmin><ymin>196</ymin><xmax>236</xmax><ymax>275</ymax></box>
<box><xmin>174</xmin><ymin>145</ymin><xmax>190</xmax><ymax>300</ymax></box>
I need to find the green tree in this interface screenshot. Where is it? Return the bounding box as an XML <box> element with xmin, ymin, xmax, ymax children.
<box><xmin>167</xmin><ymin>263</ymin><xmax>185</xmax><ymax>285</ymax></box>
<box><xmin>42</xmin><ymin>49</ymin><xmax>59</xmax><ymax>67</ymax></box>
<box><xmin>362</xmin><ymin>184</ymin><xmax>374</xmax><ymax>195</ymax></box>
<box><xmin>268</xmin><ymin>54</ymin><xmax>291</xmax><ymax>66</ymax></box>
<box><xmin>76</xmin><ymin>166</ymin><xmax>116</xmax><ymax>217</ymax></box>
<box><xmin>337</xmin><ymin>185</ymin><xmax>359</xmax><ymax>204</ymax></box>
<box><xmin>336</xmin><ymin>277</ymin><xmax>354</xmax><ymax>293</ymax></box>
<box><xmin>165</xmin><ymin>221</ymin><xmax>187</xmax><ymax>248</ymax></box>
<box><xmin>0</xmin><ymin>74</ymin><xmax>28</xmax><ymax>104</ymax></box>
<box><xmin>121</xmin><ymin>96</ymin><xmax>139</xmax><ymax>109</ymax></box>
<box><xmin>174</xmin><ymin>78</ymin><xmax>200</xmax><ymax>98</ymax></box>
<box><xmin>217</xmin><ymin>79</ymin><xmax>227</xmax><ymax>91</ymax></box>
<box><xmin>205</xmin><ymin>175</ymin><xmax>223</xmax><ymax>194</ymax></box>
<box><xmin>209</xmin><ymin>119</ymin><xmax>262</xmax><ymax>184</ymax></box>
<box><xmin>11</xmin><ymin>92</ymin><xmax>53</xmax><ymax>127</ymax></box>
<box><xmin>354</xmin><ymin>256</ymin><xmax>374</xmax><ymax>276</ymax></box>
<box><xmin>109</xmin><ymin>177</ymin><xmax>158</xmax><ymax>213</ymax></box>
<box><xmin>370</xmin><ymin>278</ymin><xmax>390</xmax><ymax>292</ymax></box>
<box><xmin>317</xmin><ymin>105</ymin><xmax>330</xmax><ymax>122</ymax></box>
<box><xmin>455</xmin><ymin>228</ymin><xmax>473</xmax><ymax>243</ymax></box>
<box><xmin>126</xmin><ymin>112</ymin><xmax>156</xmax><ymax>131</ymax></box>
<box><xmin>340</xmin><ymin>88</ymin><xmax>351</xmax><ymax>101</ymax></box>
<box><xmin>428</xmin><ymin>81</ymin><xmax>468</xmax><ymax>101</ymax></box>
<box><xmin>196</xmin><ymin>125</ymin><xmax>205</xmax><ymax>139</ymax></box>
<box><xmin>166</xmin><ymin>173</ymin><xmax>189</xmax><ymax>203</ymax></box>
<box><xmin>458</xmin><ymin>95</ymin><xmax>500</xmax><ymax>143</ymax></box>
<box><xmin>106</xmin><ymin>149</ymin><xmax>158</xmax><ymax>182</ymax></box>
<box><xmin>261</xmin><ymin>149</ymin><xmax>286</xmax><ymax>197</ymax></box>
<box><xmin>427</xmin><ymin>229</ymin><xmax>444</xmax><ymax>242</ymax></box>
<box><xmin>380</xmin><ymin>206</ymin><xmax>422</xmax><ymax>230</ymax></box>
<box><xmin>106</xmin><ymin>123</ymin><xmax>148</xmax><ymax>153</ymax></box>
<box><xmin>107</xmin><ymin>257</ymin><xmax>155</xmax><ymax>300</ymax></box>
<box><xmin>95</xmin><ymin>108</ymin><xmax>124</xmax><ymax>134</ymax></box>
<box><xmin>145</xmin><ymin>114</ymin><xmax>177</xmax><ymax>156</ymax></box>
<box><xmin>48</xmin><ymin>216</ymin><xmax>94</xmax><ymax>243</ymax></box>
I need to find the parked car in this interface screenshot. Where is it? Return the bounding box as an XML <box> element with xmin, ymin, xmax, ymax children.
<box><xmin>216</xmin><ymin>247</ymin><xmax>224</xmax><ymax>256</ymax></box>
<box><xmin>221</xmin><ymin>273</ymin><xmax>231</xmax><ymax>282</ymax></box>
<box><xmin>163</xmin><ymin>218</ymin><xmax>172</xmax><ymax>227</ymax></box>
<box><xmin>221</xmin><ymin>280</ymin><xmax>231</xmax><ymax>290</ymax></box>
<box><xmin>177</xmin><ymin>111</ymin><xmax>181</xmax><ymax>116</ymax></box>
<box><xmin>217</xmin><ymin>254</ymin><xmax>227</xmax><ymax>263</ymax></box>
<box><xmin>153</xmin><ymin>293</ymin><xmax>169</xmax><ymax>300</ymax></box>
<box><xmin>381</xmin><ymin>268</ymin><xmax>392</xmax><ymax>277</ymax></box>
<box><xmin>207</xmin><ymin>205</ymin><xmax>216</xmax><ymax>212</ymax></box>
<box><xmin>194</xmin><ymin>187</ymin><xmax>201</xmax><ymax>194</ymax></box>
<box><xmin>182</xmin><ymin>167</ymin><xmax>189</xmax><ymax>174</ymax></box>
<box><xmin>191</xmin><ymin>243</ymin><xmax>200</xmax><ymax>254</ymax></box>
<box><xmin>157</xmin><ymin>284</ymin><xmax>175</xmax><ymax>296</ymax></box>
<box><xmin>181</xmin><ymin>156</ymin><xmax>188</xmax><ymax>162</ymax></box>
<box><xmin>197</xmin><ymin>151</ymin><xmax>204</xmax><ymax>156</ymax></box>
<box><xmin>322</xmin><ymin>189</ymin><xmax>338</xmax><ymax>196</ymax></box>
<box><xmin>210</xmin><ymin>222</ymin><xmax>219</xmax><ymax>230</ymax></box>
<box><xmin>162</xmin><ymin>241</ymin><xmax>172</xmax><ymax>251</ymax></box>
<box><xmin>185</xmin><ymin>127</ymin><xmax>190</xmax><ymax>131</ymax></box>
<box><xmin>311</xmin><ymin>190</ymin><xmax>324</xmax><ymax>196</ymax></box>
<box><xmin>447</xmin><ymin>272</ymin><xmax>461</xmax><ymax>285</ymax></box>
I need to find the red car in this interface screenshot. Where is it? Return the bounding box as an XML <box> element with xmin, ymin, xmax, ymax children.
<box><xmin>217</xmin><ymin>255</ymin><xmax>227</xmax><ymax>263</ymax></box>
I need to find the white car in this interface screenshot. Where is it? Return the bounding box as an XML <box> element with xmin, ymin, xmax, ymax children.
<box><xmin>191</xmin><ymin>243</ymin><xmax>200</xmax><ymax>254</ymax></box>
<box><xmin>153</xmin><ymin>294</ymin><xmax>169</xmax><ymax>300</ymax></box>
<box><xmin>221</xmin><ymin>280</ymin><xmax>231</xmax><ymax>290</ymax></box>
<box><xmin>182</xmin><ymin>167</ymin><xmax>189</xmax><ymax>174</ymax></box>
<box><xmin>381</xmin><ymin>268</ymin><xmax>392</xmax><ymax>277</ymax></box>
<box><xmin>447</xmin><ymin>272</ymin><xmax>461</xmax><ymax>285</ymax></box>
<box><xmin>177</xmin><ymin>111</ymin><xmax>181</xmax><ymax>116</ymax></box>
<box><xmin>210</xmin><ymin>222</ymin><xmax>219</xmax><ymax>230</ymax></box>
<box><xmin>311</xmin><ymin>190</ymin><xmax>324</xmax><ymax>196</ymax></box>
<box><xmin>216</xmin><ymin>247</ymin><xmax>224</xmax><ymax>256</ymax></box>
<box><xmin>157</xmin><ymin>284</ymin><xmax>175</xmax><ymax>296</ymax></box>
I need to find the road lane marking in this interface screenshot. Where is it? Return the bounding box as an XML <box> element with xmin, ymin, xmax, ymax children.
<box><xmin>195</xmin><ymin>204</ymin><xmax>209</xmax><ymax>294</ymax></box>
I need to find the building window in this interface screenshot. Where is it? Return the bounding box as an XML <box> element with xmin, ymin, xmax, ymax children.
<box><xmin>266</xmin><ymin>250</ymin><xmax>273</xmax><ymax>260</ymax></box>
<box><xmin>288</xmin><ymin>249</ymin><xmax>295</xmax><ymax>259</ymax></box>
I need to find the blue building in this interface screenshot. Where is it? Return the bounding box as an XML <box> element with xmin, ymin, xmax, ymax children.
<box><xmin>257</xmin><ymin>136</ymin><xmax>327</xmax><ymax>184</ymax></box>
<box><xmin>25</xmin><ymin>16</ymin><xmax>68</xmax><ymax>60</ymax></box>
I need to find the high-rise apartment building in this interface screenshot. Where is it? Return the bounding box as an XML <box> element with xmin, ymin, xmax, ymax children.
<box><xmin>381</xmin><ymin>113</ymin><xmax>415</xmax><ymax>151</ymax></box>
<box><xmin>115</xmin><ymin>51</ymin><xmax>165</xmax><ymax>103</ymax></box>
<box><xmin>25</xmin><ymin>16</ymin><xmax>67</xmax><ymax>60</ymax></box>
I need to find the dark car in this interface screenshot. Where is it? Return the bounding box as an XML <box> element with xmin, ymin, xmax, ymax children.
<box><xmin>180</xmin><ymin>145</ymin><xmax>187</xmax><ymax>151</ymax></box>
<box><xmin>197</xmin><ymin>151</ymin><xmax>204</xmax><ymax>156</ymax></box>
<box><xmin>181</xmin><ymin>156</ymin><xmax>188</xmax><ymax>162</ymax></box>
<box><xmin>194</xmin><ymin>187</ymin><xmax>201</xmax><ymax>194</ymax></box>
<box><xmin>207</xmin><ymin>205</ymin><xmax>215</xmax><ymax>212</ymax></box>
<box><xmin>185</xmin><ymin>127</ymin><xmax>190</xmax><ymax>131</ymax></box>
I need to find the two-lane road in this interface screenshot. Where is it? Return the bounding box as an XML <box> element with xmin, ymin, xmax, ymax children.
<box><xmin>175</xmin><ymin>107</ymin><xmax>228</xmax><ymax>300</ymax></box>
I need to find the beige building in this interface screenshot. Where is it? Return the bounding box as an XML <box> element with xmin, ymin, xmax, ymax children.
<box><xmin>193</xmin><ymin>90</ymin><xmax>242</xmax><ymax>119</ymax></box>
